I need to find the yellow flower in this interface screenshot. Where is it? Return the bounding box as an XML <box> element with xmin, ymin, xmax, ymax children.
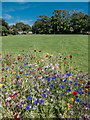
<box><xmin>68</xmin><ymin>76</ymin><xmax>70</xmax><ymax>80</ymax></box>
<box><xmin>13</xmin><ymin>72</ymin><xmax>16</xmax><ymax>74</ymax></box>
<box><xmin>18</xmin><ymin>54</ymin><xmax>20</xmax><ymax>56</ymax></box>
<box><xmin>46</xmin><ymin>53</ymin><xmax>49</xmax><ymax>55</ymax></box>
<box><xmin>57</xmin><ymin>60</ymin><xmax>59</xmax><ymax>63</ymax></box>
<box><xmin>67</xmin><ymin>103</ymin><xmax>69</xmax><ymax>108</ymax></box>
<box><xmin>50</xmin><ymin>55</ymin><xmax>53</xmax><ymax>57</ymax></box>
<box><xmin>0</xmin><ymin>84</ymin><xmax>3</xmax><ymax>88</ymax></box>
<box><xmin>42</xmin><ymin>60</ymin><xmax>44</xmax><ymax>62</ymax></box>
<box><xmin>27</xmin><ymin>75</ymin><xmax>29</xmax><ymax>77</ymax></box>
<box><xmin>71</xmin><ymin>98</ymin><xmax>74</xmax><ymax>101</ymax></box>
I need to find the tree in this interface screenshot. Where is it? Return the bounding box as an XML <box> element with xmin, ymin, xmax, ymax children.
<box><xmin>32</xmin><ymin>15</ymin><xmax>51</xmax><ymax>34</ymax></box>
<box><xmin>16</xmin><ymin>22</ymin><xmax>24</xmax><ymax>31</ymax></box>
<box><xmin>70</xmin><ymin>11</ymin><xmax>88</xmax><ymax>33</ymax></box>
<box><xmin>22</xmin><ymin>24</ymin><xmax>31</xmax><ymax>33</ymax></box>
<box><xmin>2</xmin><ymin>26</ymin><xmax>8</xmax><ymax>36</ymax></box>
<box><xmin>52</xmin><ymin>9</ymin><xmax>70</xmax><ymax>34</ymax></box>
<box><xmin>1</xmin><ymin>19</ymin><xmax>9</xmax><ymax>30</ymax></box>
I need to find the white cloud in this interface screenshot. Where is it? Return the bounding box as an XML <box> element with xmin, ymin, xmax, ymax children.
<box><xmin>20</xmin><ymin>19</ymin><xmax>33</xmax><ymax>24</ymax></box>
<box><xmin>3</xmin><ymin>14</ymin><xmax>12</xmax><ymax>19</ymax></box>
<box><xmin>9</xmin><ymin>23</ymin><xmax>16</xmax><ymax>25</ymax></box>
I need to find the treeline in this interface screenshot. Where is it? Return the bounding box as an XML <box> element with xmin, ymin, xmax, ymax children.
<box><xmin>0</xmin><ymin>9</ymin><xmax>89</xmax><ymax>36</ymax></box>
<box><xmin>32</xmin><ymin>9</ymin><xmax>89</xmax><ymax>34</ymax></box>
<box><xmin>0</xmin><ymin>19</ymin><xmax>32</xmax><ymax>36</ymax></box>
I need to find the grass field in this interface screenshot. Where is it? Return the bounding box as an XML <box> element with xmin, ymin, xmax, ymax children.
<box><xmin>2</xmin><ymin>34</ymin><xmax>88</xmax><ymax>72</ymax></box>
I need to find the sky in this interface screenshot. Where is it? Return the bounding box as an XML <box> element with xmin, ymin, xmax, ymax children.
<box><xmin>2</xmin><ymin>2</ymin><xmax>89</xmax><ymax>26</ymax></box>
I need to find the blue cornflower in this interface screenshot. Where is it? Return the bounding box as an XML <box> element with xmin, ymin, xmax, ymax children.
<box><xmin>47</xmin><ymin>77</ymin><xmax>50</xmax><ymax>81</ymax></box>
<box><xmin>43</xmin><ymin>94</ymin><xmax>46</xmax><ymax>97</ymax></box>
<box><xmin>76</xmin><ymin>98</ymin><xmax>79</xmax><ymax>102</ymax></box>
<box><xmin>64</xmin><ymin>80</ymin><xmax>67</xmax><ymax>82</ymax></box>
<box><xmin>57</xmin><ymin>74</ymin><xmax>59</xmax><ymax>77</ymax></box>
<box><xmin>26</xmin><ymin>63</ymin><xmax>28</xmax><ymax>65</ymax></box>
<box><xmin>54</xmin><ymin>72</ymin><xmax>57</xmax><ymax>74</ymax></box>
<box><xmin>4</xmin><ymin>91</ymin><xmax>7</xmax><ymax>93</ymax></box>
<box><xmin>29</xmin><ymin>66</ymin><xmax>31</xmax><ymax>68</ymax></box>
<box><xmin>74</xmin><ymin>82</ymin><xmax>78</xmax><ymax>85</ymax></box>
<box><xmin>52</xmin><ymin>77</ymin><xmax>55</xmax><ymax>79</ymax></box>
<box><xmin>42</xmin><ymin>77</ymin><xmax>45</xmax><ymax>79</ymax></box>
<box><xmin>27</xmin><ymin>96</ymin><xmax>32</xmax><ymax>100</ymax></box>
<box><xmin>82</xmin><ymin>102</ymin><xmax>85</xmax><ymax>105</ymax></box>
<box><xmin>61</xmin><ymin>85</ymin><xmax>64</xmax><ymax>89</ymax></box>
<box><xmin>78</xmin><ymin>91</ymin><xmax>82</xmax><ymax>95</ymax></box>
<box><xmin>67</xmin><ymin>89</ymin><xmax>71</xmax><ymax>92</ymax></box>
<box><xmin>2</xmin><ymin>85</ymin><xmax>5</xmax><ymax>88</ymax></box>
<box><xmin>17</xmin><ymin>76</ymin><xmax>19</xmax><ymax>79</ymax></box>
<box><xmin>79</xmin><ymin>88</ymin><xmax>82</xmax><ymax>91</ymax></box>
<box><xmin>15</xmin><ymin>62</ymin><xmax>17</xmax><ymax>64</ymax></box>
<box><xmin>35</xmin><ymin>100</ymin><xmax>38</xmax><ymax>104</ymax></box>
<box><xmin>29</xmin><ymin>55</ymin><xmax>30</xmax><ymax>57</ymax></box>
<box><xmin>67</xmin><ymin>73</ymin><xmax>70</xmax><ymax>76</ymax></box>
<box><xmin>50</xmin><ymin>84</ymin><xmax>53</xmax><ymax>87</ymax></box>
<box><xmin>40</xmin><ymin>99</ymin><xmax>44</xmax><ymax>103</ymax></box>
<box><xmin>61</xmin><ymin>94</ymin><xmax>64</xmax><ymax>97</ymax></box>
<box><xmin>25</xmin><ymin>106</ymin><xmax>30</xmax><ymax>110</ymax></box>
<box><xmin>6</xmin><ymin>68</ymin><xmax>8</xmax><ymax>70</ymax></box>
<box><xmin>87</xmin><ymin>91</ymin><xmax>90</xmax><ymax>94</ymax></box>
<box><xmin>26</xmin><ymin>73</ymin><xmax>28</xmax><ymax>75</ymax></box>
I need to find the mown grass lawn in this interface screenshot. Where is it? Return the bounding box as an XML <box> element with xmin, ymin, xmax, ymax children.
<box><xmin>2</xmin><ymin>34</ymin><xmax>88</xmax><ymax>72</ymax></box>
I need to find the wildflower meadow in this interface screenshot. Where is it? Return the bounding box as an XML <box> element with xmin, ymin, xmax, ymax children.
<box><xmin>0</xmin><ymin>48</ymin><xmax>90</xmax><ymax>119</ymax></box>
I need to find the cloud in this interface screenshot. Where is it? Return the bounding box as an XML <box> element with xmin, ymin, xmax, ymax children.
<box><xmin>20</xmin><ymin>19</ymin><xmax>33</xmax><ymax>25</ymax></box>
<box><xmin>9</xmin><ymin>23</ymin><xmax>16</xmax><ymax>25</ymax></box>
<box><xmin>3</xmin><ymin>14</ymin><xmax>12</xmax><ymax>19</ymax></box>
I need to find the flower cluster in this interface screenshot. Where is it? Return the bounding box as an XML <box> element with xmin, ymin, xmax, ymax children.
<box><xmin>0</xmin><ymin>50</ymin><xmax>89</xmax><ymax>119</ymax></box>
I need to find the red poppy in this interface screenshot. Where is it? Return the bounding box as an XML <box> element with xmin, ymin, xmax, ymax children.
<box><xmin>64</xmin><ymin>62</ymin><xmax>66</xmax><ymax>64</ymax></box>
<box><xmin>73</xmin><ymin>91</ymin><xmax>77</xmax><ymax>96</ymax></box>
<box><xmin>12</xmin><ymin>66</ymin><xmax>14</xmax><ymax>69</ymax></box>
<box><xmin>9</xmin><ymin>59</ymin><xmax>12</xmax><ymax>61</ymax></box>
<box><xmin>37</xmin><ymin>68</ymin><xmax>40</xmax><ymax>71</ymax></box>
<box><xmin>45</xmin><ymin>56</ymin><xmax>48</xmax><ymax>58</ymax></box>
<box><xmin>2</xmin><ymin>64</ymin><xmax>4</xmax><ymax>67</ymax></box>
<box><xmin>6</xmin><ymin>63</ymin><xmax>8</xmax><ymax>65</ymax></box>
<box><xmin>6</xmin><ymin>55</ymin><xmax>9</xmax><ymax>57</ymax></box>
<box><xmin>80</xmin><ymin>79</ymin><xmax>83</xmax><ymax>81</ymax></box>
<box><xmin>14</xmin><ymin>114</ymin><xmax>20</xmax><ymax>120</ymax></box>
<box><xmin>19</xmin><ymin>71</ymin><xmax>23</xmax><ymax>74</ymax></box>
<box><xmin>83</xmin><ymin>82</ymin><xmax>86</xmax><ymax>84</ymax></box>
<box><xmin>39</xmin><ymin>50</ymin><xmax>41</xmax><ymax>52</ymax></box>
<box><xmin>10</xmin><ymin>95</ymin><xmax>14</xmax><ymax>98</ymax></box>
<box><xmin>34</xmin><ymin>50</ymin><xmax>36</xmax><ymax>52</ymax></box>
<box><xmin>1</xmin><ymin>68</ymin><xmax>5</xmax><ymax>71</ymax></box>
<box><xmin>17</xmin><ymin>58</ymin><xmax>20</xmax><ymax>60</ymax></box>
<box><xmin>2</xmin><ymin>77</ymin><xmax>4</xmax><ymax>79</ymax></box>
<box><xmin>69</xmin><ymin>55</ymin><xmax>72</xmax><ymax>58</ymax></box>
<box><xmin>0</xmin><ymin>53</ymin><xmax>1</xmax><ymax>55</ymax></box>
<box><xmin>85</xmin><ymin>89</ymin><xmax>88</xmax><ymax>92</ymax></box>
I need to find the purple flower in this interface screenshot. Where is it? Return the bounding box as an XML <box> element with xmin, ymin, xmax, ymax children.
<box><xmin>47</xmin><ymin>91</ymin><xmax>50</xmax><ymax>94</ymax></box>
